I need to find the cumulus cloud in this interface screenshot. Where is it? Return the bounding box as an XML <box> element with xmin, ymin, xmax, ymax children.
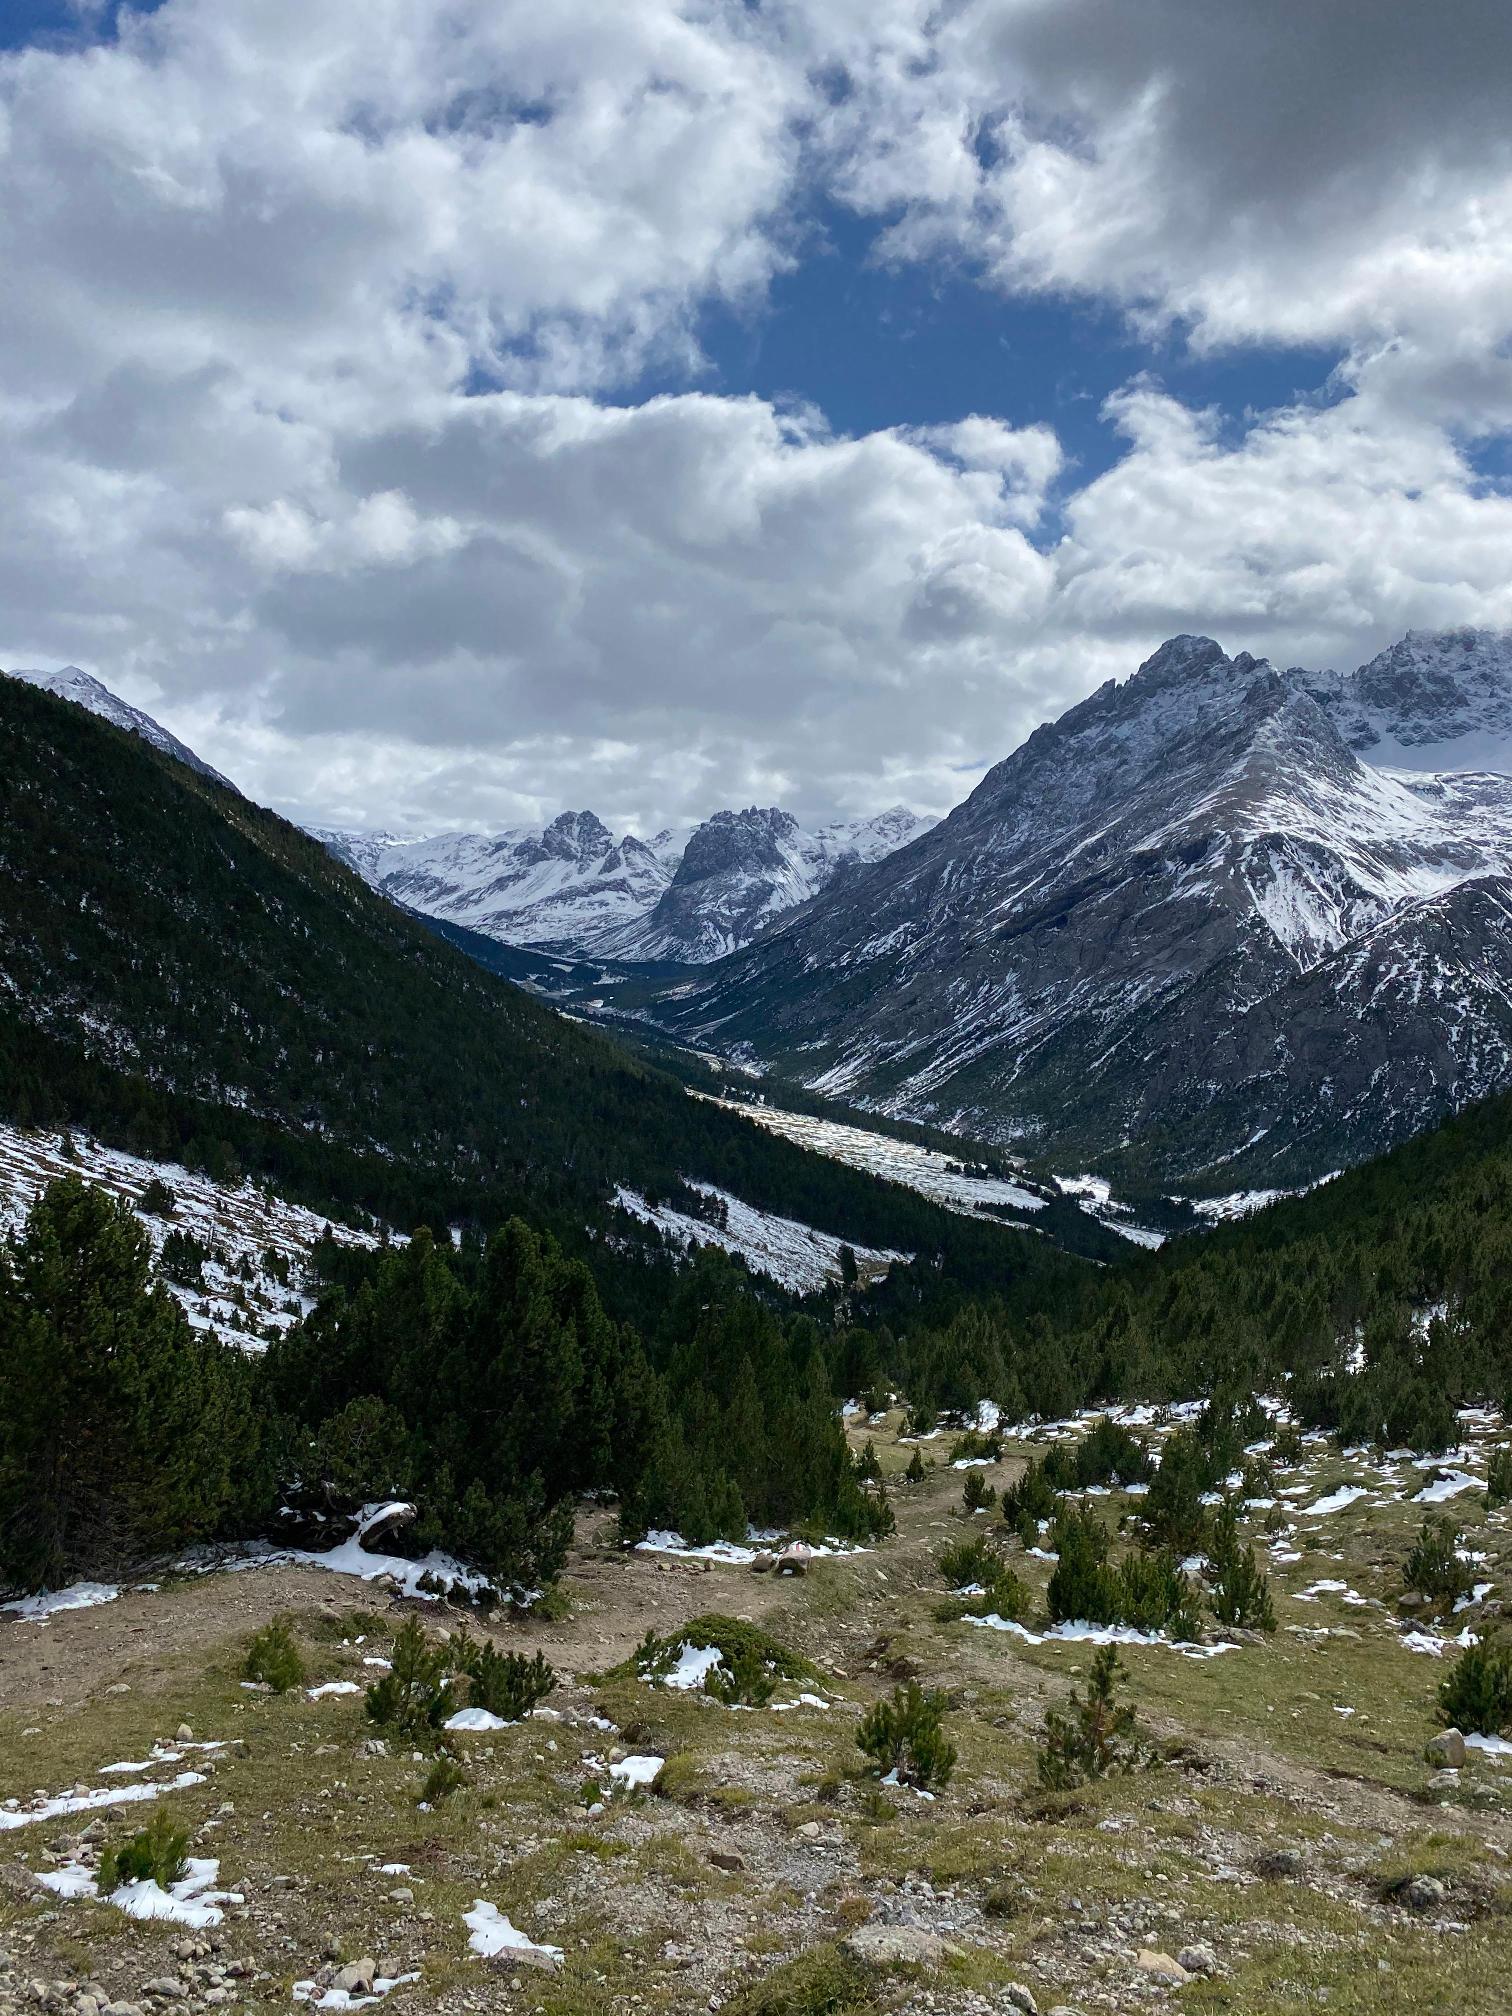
<box><xmin>826</xmin><ymin>0</ymin><xmax>1512</xmax><ymax>366</ymax></box>
<box><xmin>3</xmin><ymin>2</ymin><xmax>1511</xmax><ymax>835</ymax></box>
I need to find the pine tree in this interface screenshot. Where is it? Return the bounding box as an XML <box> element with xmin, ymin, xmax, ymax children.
<box><xmin>0</xmin><ymin>1177</ymin><xmax>259</xmax><ymax>1592</ymax></box>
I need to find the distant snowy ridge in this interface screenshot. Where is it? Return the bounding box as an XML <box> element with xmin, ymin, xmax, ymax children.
<box><xmin>316</xmin><ymin>803</ymin><xmax>934</xmax><ymax>964</ymax></box>
<box><xmin>6</xmin><ymin>665</ymin><xmax>232</xmax><ymax>787</ymax></box>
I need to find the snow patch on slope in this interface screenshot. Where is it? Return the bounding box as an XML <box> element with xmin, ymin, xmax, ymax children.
<box><xmin>613</xmin><ymin>1180</ymin><xmax>908</xmax><ymax>1294</ymax></box>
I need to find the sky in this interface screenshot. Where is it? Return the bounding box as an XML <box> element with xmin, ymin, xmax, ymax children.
<box><xmin>3</xmin><ymin>2</ymin><xmax>1512</xmax><ymax>837</ymax></box>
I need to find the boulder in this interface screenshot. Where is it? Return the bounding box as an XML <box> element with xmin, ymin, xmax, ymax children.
<box><xmin>332</xmin><ymin>1960</ymin><xmax>376</xmax><ymax>1997</ymax></box>
<box><xmin>1177</xmin><ymin>1944</ymin><xmax>1218</xmax><ymax>1978</ymax></box>
<box><xmin>1254</xmin><ymin>1846</ymin><xmax>1304</xmax><ymax>1879</ymax></box>
<box><xmin>1394</xmin><ymin>1875</ymin><xmax>1446</xmax><ymax>1914</ymax></box>
<box><xmin>1425</xmin><ymin>1729</ymin><xmax>1467</xmax><ymax>1769</ymax></box>
<box><xmin>1135</xmin><ymin>1950</ymin><xmax>1189</xmax><ymax>1984</ymax></box>
<box><xmin>841</xmin><ymin>1924</ymin><xmax>957</xmax><ymax>1969</ymax></box>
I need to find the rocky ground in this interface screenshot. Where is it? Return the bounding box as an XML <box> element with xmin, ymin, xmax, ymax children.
<box><xmin>2</xmin><ymin>1410</ymin><xmax>1509</xmax><ymax>2016</ymax></box>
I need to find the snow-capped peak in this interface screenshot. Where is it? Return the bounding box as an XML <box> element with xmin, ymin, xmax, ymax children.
<box><xmin>7</xmin><ymin>665</ymin><xmax>231</xmax><ymax>787</ymax></box>
<box><xmin>319</xmin><ymin>800</ymin><xmax>934</xmax><ymax>964</ymax></box>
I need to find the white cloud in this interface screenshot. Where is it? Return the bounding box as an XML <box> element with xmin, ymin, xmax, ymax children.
<box><xmin>3</xmin><ymin>2</ymin><xmax>1512</xmax><ymax>836</ymax></box>
<box><xmin>823</xmin><ymin>0</ymin><xmax>1512</xmax><ymax>371</ymax></box>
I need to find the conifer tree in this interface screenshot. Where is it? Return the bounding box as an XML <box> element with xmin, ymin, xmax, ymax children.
<box><xmin>0</xmin><ymin>1177</ymin><xmax>259</xmax><ymax>1592</ymax></box>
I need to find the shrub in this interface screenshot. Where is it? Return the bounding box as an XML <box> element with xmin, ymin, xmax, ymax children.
<box><xmin>1046</xmin><ymin>1504</ymin><xmax>1119</xmax><ymax>1625</ymax></box>
<box><xmin>938</xmin><ymin>1533</ymin><xmax>1000</xmax><ymax>1588</ymax></box>
<box><xmin>936</xmin><ymin>1533</ymin><xmax>1029</xmax><ymax>1621</ymax></box>
<box><xmin>1140</xmin><ymin>1429</ymin><xmax>1211</xmax><ymax>1552</ymax></box>
<box><xmin>1036</xmin><ymin>1644</ymin><xmax>1142</xmax><ymax>1789</ymax></box>
<box><xmin>950</xmin><ymin>1428</ymin><xmax>1002</xmax><ymax>1464</ymax></box>
<box><xmin>855</xmin><ymin>1680</ymin><xmax>957</xmax><ymax>1790</ymax></box>
<box><xmin>1438</xmin><ymin>1635</ymin><xmax>1512</xmax><ymax>1736</ymax></box>
<box><xmin>365</xmin><ymin>1616</ymin><xmax>456</xmax><ymax>1745</ymax></box>
<box><xmin>459</xmin><ymin>1639</ymin><xmax>556</xmax><ymax>1721</ymax></box>
<box><xmin>631</xmin><ymin>1614</ymin><xmax>817</xmax><ymax>1706</ymax></box>
<box><xmin>1486</xmin><ymin>1446</ymin><xmax>1512</xmax><ymax>1512</ymax></box>
<box><xmin>1239</xmin><ymin>1454</ymin><xmax>1275</xmax><ymax>1499</ymax></box>
<box><xmin>137</xmin><ymin>1178</ymin><xmax>175</xmax><ymax>1217</ymax></box>
<box><xmin>1075</xmin><ymin>1417</ymin><xmax>1152</xmax><ymax>1488</ymax></box>
<box><xmin>724</xmin><ymin>1942</ymin><xmax>874</xmax><ymax>2016</ymax></box>
<box><xmin>1118</xmin><ymin>1549</ymin><xmax>1202</xmax><ymax>1640</ymax></box>
<box><xmin>1000</xmin><ymin>1458</ymin><xmax>1059</xmax><ymax>1542</ymax></box>
<box><xmin>962</xmin><ymin>1469</ymin><xmax>997</xmax><ymax>1514</ymax></box>
<box><xmin>1270</xmin><ymin>1425</ymin><xmax>1305</xmax><ymax>1465</ymax></box>
<box><xmin>1207</xmin><ymin>1500</ymin><xmax>1276</xmax><ymax>1632</ymax></box>
<box><xmin>705</xmin><ymin>1641</ymin><xmax>778</xmax><ymax>1708</ymax></box>
<box><xmin>243</xmin><ymin>1616</ymin><xmax>305</xmax><ymax>1693</ymax></box>
<box><xmin>1403</xmin><ymin>1516</ymin><xmax>1472</xmax><ymax>1607</ymax></box>
<box><xmin>420</xmin><ymin>1754</ymin><xmax>468</xmax><ymax>1802</ymax></box>
<box><xmin>853</xmin><ymin>1440</ymin><xmax>882</xmax><ymax>1484</ymax></box>
<box><xmin>98</xmin><ymin>1809</ymin><xmax>190</xmax><ymax>1893</ymax></box>
<box><xmin>905</xmin><ymin>1448</ymin><xmax>926</xmax><ymax>1485</ymax></box>
<box><xmin>160</xmin><ymin>1227</ymin><xmax>211</xmax><ymax>1287</ymax></box>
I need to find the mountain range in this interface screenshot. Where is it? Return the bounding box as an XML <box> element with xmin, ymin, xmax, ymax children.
<box><xmin>14</xmin><ymin>628</ymin><xmax>1512</xmax><ymax>1197</ymax></box>
<box><xmin>315</xmin><ymin>803</ymin><xmax>934</xmax><ymax>964</ymax></box>
<box><xmin>640</xmin><ymin>628</ymin><xmax>1512</xmax><ymax>1192</ymax></box>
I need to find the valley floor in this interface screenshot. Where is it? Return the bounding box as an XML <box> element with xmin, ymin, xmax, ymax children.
<box><xmin>2</xmin><ymin>1413</ymin><xmax>1509</xmax><ymax>2016</ymax></box>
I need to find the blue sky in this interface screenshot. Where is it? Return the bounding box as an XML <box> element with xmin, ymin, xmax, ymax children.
<box><xmin>1</xmin><ymin>2</ymin><xmax>1509</xmax><ymax>833</ymax></box>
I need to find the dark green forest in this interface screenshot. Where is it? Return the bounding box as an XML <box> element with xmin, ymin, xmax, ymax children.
<box><xmin>3</xmin><ymin>674</ymin><xmax>1512</xmax><ymax>1599</ymax></box>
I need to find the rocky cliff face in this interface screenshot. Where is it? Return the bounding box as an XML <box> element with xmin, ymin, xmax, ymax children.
<box><xmin>644</xmin><ymin>632</ymin><xmax>1512</xmax><ymax>1189</ymax></box>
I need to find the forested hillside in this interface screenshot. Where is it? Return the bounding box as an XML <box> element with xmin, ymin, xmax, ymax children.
<box><xmin>1042</xmin><ymin>1088</ymin><xmax>1512</xmax><ymax>1444</ymax></box>
<box><xmin>0</xmin><ymin>676</ymin><xmax>1103</xmax><ymax>1313</ymax></box>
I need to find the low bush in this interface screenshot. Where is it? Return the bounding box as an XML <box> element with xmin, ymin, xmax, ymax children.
<box><xmin>1046</xmin><ymin>1503</ymin><xmax>1118</xmax><ymax>1625</ymax></box>
<box><xmin>855</xmin><ymin>1680</ymin><xmax>957</xmax><ymax>1790</ymax></box>
<box><xmin>1047</xmin><ymin>1504</ymin><xmax>1201</xmax><ymax>1638</ymax></box>
<box><xmin>949</xmin><ymin>1428</ymin><xmax>1001</xmax><ymax>1464</ymax></box>
<box><xmin>936</xmin><ymin>1532</ymin><xmax>1029</xmax><ymax>1621</ymax></box>
<box><xmin>1486</xmin><ymin>1445</ymin><xmax>1512</xmax><ymax>1512</ymax></box>
<box><xmin>1074</xmin><ymin>1417</ymin><xmax>1152</xmax><ymax>1488</ymax></box>
<box><xmin>1119</xmin><ymin>1548</ymin><xmax>1202</xmax><ymax>1641</ymax></box>
<box><xmin>365</xmin><ymin>1615</ymin><xmax>456</xmax><ymax>1745</ymax></box>
<box><xmin>725</xmin><ymin>1941</ymin><xmax>876</xmax><ymax>2016</ymax></box>
<box><xmin>1270</xmin><ymin>1424</ymin><xmax>1305</xmax><ymax>1465</ymax></box>
<box><xmin>962</xmin><ymin>1469</ymin><xmax>997</xmax><ymax>1513</ymax></box>
<box><xmin>938</xmin><ymin>1533</ymin><xmax>1000</xmax><ymax>1588</ymax></box>
<box><xmin>420</xmin><ymin>1754</ymin><xmax>468</xmax><ymax>1802</ymax></box>
<box><xmin>1403</xmin><ymin>1516</ymin><xmax>1472</xmax><ymax>1607</ymax></box>
<box><xmin>243</xmin><ymin>1616</ymin><xmax>305</xmax><ymax>1693</ymax></box>
<box><xmin>1438</xmin><ymin>1635</ymin><xmax>1512</xmax><ymax>1735</ymax></box>
<box><xmin>1207</xmin><ymin>1501</ymin><xmax>1277</xmax><ymax>1632</ymax></box>
<box><xmin>1139</xmin><ymin>1428</ymin><xmax>1212</xmax><ymax>1552</ymax></box>
<box><xmin>1000</xmin><ymin>1458</ymin><xmax>1060</xmax><ymax>1542</ymax></box>
<box><xmin>457</xmin><ymin>1638</ymin><xmax>556</xmax><ymax>1721</ymax></box>
<box><xmin>1036</xmin><ymin>1644</ymin><xmax>1142</xmax><ymax>1789</ymax></box>
<box><xmin>98</xmin><ymin>1809</ymin><xmax>189</xmax><ymax>1893</ymax></box>
<box><xmin>631</xmin><ymin>1613</ymin><xmax>818</xmax><ymax>1708</ymax></box>
<box><xmin>137</xmin><ymin>1177</ymin><xmax>175</xmax><ymax>1217</ymax></box>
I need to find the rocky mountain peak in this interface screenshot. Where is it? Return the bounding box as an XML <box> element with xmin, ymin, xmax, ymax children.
<box><xmin>675</xmin><ymin>808</ymin><xmax>801</xmax><ymax>884</ymax></box>
<box><xmin>1306</xmin><ymin>627</ymin><xmax>1512</xmax><ymax>768</ymax></box>
<box><xmin>541</xmin><ymin>809</ymin><xmax>614</xmax><ymax>861</ymax></box>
